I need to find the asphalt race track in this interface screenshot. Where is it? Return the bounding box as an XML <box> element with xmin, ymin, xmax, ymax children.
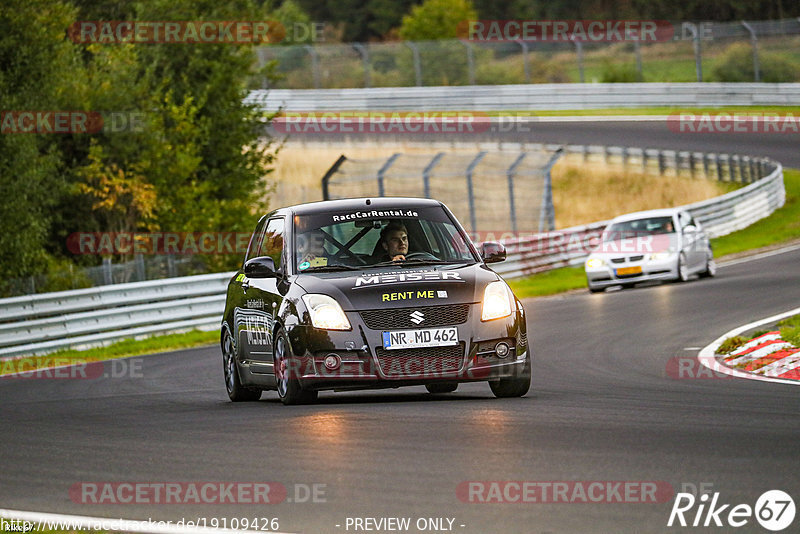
<box><xmin>2</xmin><ymin>124</ymin><xmax>799</xmax><ymax>533</ymax></box>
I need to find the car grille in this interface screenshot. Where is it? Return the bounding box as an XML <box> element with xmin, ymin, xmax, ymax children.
<box><xmin>374</xmin><ymin>344</ymin><xmax>465</xmax><ymax>378</ymax></box>
<box><xmin>360</xmin><ymin>304</ymin><xmax>469</xmax><ymax>329</ymax></box>
<box><xmin>610</xmin><ymin>255</ymin><xmax>644</xmax><ymax>264</ymax></box>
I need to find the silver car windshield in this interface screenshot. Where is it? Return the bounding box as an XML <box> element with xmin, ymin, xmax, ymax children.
<box><xmin>603</xmin><ymin>216</ymin><xmax>675</xmax><ymax>241</ymax></box>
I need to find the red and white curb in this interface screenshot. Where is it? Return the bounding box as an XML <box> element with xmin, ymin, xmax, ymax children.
<box><xmin>698</xmin><ymin>307</ymin><xmax>800</xmax><ymax>386</ymax></box>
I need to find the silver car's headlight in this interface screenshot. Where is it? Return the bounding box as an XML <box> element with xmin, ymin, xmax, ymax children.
<box><xmin>586</xmin><ymin>257</ymin><xmax>605</xmax><ymax>269</ymax></box>
<box><xmin>648</xmin><ymin>249</ymin><xmax>676</xmax><ymax>261</ymax></box>
<box><xmin>302</xmin><ymin>294</ymin><xmax>351</xmax><ymax>330</ymax></box>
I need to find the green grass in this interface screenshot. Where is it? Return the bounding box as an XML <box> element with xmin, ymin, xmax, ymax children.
<box><xmin>777</xmin><ymin>314</ymin><xmax>800</xmax><ymax>346</ymax></box>
<box><xmin>508</xmin><ymin>168</ymin><xmax>800</xmax><ymax>299</ymax></box>
<box><xmin>710</xmin><ymin>168</ymin><xmax>800</xmax><ymax>257</ymax></box>
<box><xmin>0</xmin><ymin>329</ymin><xmax>217</xmax><ymax>377</ymax></box>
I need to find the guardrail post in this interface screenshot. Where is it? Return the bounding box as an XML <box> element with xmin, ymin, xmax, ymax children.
<box><xmin>321</xmin><ymin>154</ymin><xmax>347</xmax><ymax>200</ymax></box>
<box><xmin>405</xmin><ymin>42</ymin><xmax>423</xmax><ymax>86</ymax></box>
<box><xmin>465</xmin><ymin>152</ymin><xmax>487</xmax><ymax>233</ymax></box>
<box><xmin>749</xmin><ymin>158</ymin><xmax>757</xmax><ymax>183</ymax></box>
<box><xmin>377</xmin><ymin>153</ymin><xmax>401</xmax><ymax>197</ymax></box>
<box><xmin>737</xmin><ymin>155</ymin><xmax>747</xmax><ymax>183</ymax></box>
<box><xmin>741</xmin><ymin>21</ymin><xmax>761</xmax><ymax>82</ymax></box>
<box><xmin>621</xmin><ymin>146</ymin><xmax>628</xmax><ymax>168</ymax></box>
<box><xmin>658</xmin><ymin>150</ymin><xmax>665</xmax><ymax>176</ymax></box>
<box><xmin>304</xmin><ymin>45</ymin><xmax>321</xmax><ymax>89</ymax></box>
<box><xmin>460</xmin><ymin>40</ymin><xmax>476</xmax><ymax>85</ymax></box>
<box><xmin>515</xmin><ymin>40</ymin><xmax>531</xmax><ymax>83</ymax></box>
<box><xmin>422</xmin><ymin>152</ymin><xmax>445</xmax><ymax>198</ymax></box>
<box><xmin>352</xmin><ymin>43</ymin><xmax>371</xmax><ymax>88</ymax></box>
<box><xmin>642</xmin><ymin>148</ymin><xmax>648</xmax><ymax>173</ymax></box>
<box><xmin>506</xmin><ymin>153</ymin><xmax>527</xmax><ymax>234</ymax></box>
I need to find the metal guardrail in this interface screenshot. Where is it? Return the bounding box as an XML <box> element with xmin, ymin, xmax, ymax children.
<box><xmin>0</xmin><ymin>273</ymin><xmax>233</xmax><ymax>359</ymax></box>
<box><xmin>0</xmin><ymin>145</ymin><xmax>784</xmax><ymax>359</ymax></box>
<box><xmin>245</xmin><ymin>83</ymin><xmax>800</xmax><ymax>111</ymax></box>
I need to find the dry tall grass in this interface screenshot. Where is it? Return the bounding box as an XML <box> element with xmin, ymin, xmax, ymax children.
<box><xmin>269</xmin><ymin>142</ymin><xmax>729</xmax><ymax>229</ymax></box>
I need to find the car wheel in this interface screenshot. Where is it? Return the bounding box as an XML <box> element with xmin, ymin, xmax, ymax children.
<box><xmin>222</xmin><ymin>328</ymin><xmax>261</xmax><ymax>402</ymax></box>
<box><xmin>677</xmin><ymin>253</ymin><xmax>690</xmax><ymax>283</ymax></box>
<box><xmin>489</xmin><ymin>355</ymin><xmax>531</xmax><ymax>398</ymax></box>
<box><xmin>273</xmin><ymin>328</ymin><xmax>318</xmax><ymax>405</ymax></box>
<box><xmin>425</xmin><ymin>382</ymin><xmax>458</xmax><ymax>394</ymax></box>
<box><xmin>699</xmin><ymin>251</ymin><xmax>716</xmax><ymax>278</ymax></box>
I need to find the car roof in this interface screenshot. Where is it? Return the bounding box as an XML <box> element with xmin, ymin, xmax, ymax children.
<box><xmin>609</xmin><ymin>208</ymin><xmax>684</xmax><ymax>224</ymax></box>
<box><xmin>278</xmin><ymin>197</ymin><xmax>444</xmax><ymax>217</ymax></box>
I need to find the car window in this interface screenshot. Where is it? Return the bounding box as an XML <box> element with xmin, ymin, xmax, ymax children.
<box><xmin>604</xmin><ymin>216</ymin><xmax>675</xmax><ymax>240</ymax></box>
<box><xmin>244</xmin><ymin>216</ymin><xmax>267</xmax><ymax>264</ymax></box>
<box><xmin>259</xmin><ymin>218</ymin><xmax>285</xmax><ymax>272</ymax></box>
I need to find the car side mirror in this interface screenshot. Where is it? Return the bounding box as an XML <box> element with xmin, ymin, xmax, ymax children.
<box><xmin>244</xmin><ymin>256</ymin><xmax>277</xmax><ymax>278</ymax></box>
<box><xmin>480</xmin><ymin>242</ymin><xmax>506</xmax><ymax>263</ymax></box>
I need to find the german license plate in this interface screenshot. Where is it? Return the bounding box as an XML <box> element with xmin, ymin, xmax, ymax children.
<box><xmin>616</xmin><ymin>266</ymin><xmax>643</xmax><ymax>276</ymax></box>
<box><xmin>382</xmin><ymin>327</ymin><xmax>459</xmax><ymax>350</ymax></box>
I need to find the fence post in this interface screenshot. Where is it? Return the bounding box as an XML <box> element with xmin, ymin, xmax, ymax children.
<box><xmin>304</xmin><ymin>45</ymin><xmax>321</xmax><ymax>89</ymax></box>
<box><xmin>539</xmin><ymin>148</ymin><xmax>563</xmax><ymax>232</ymax></box>
<box><xmin>321</xmin><ymin>155</ymin><xmax>347</xmax><ymax>200</ymax></box>
<box><xmin>573</xmin><ymin>39</ymin><xmax>585</xmax><ymax>83</ymax></box>
<box><xmin>515</xmin><ymin>40</ymin><xmax>530</xmax><ymax>83</ymax></box>
<box><xmin>633</xmin><ymin>38</ymin><xmax>643</xmax><ymax>81</ymax></box>
<box><xmin>684</xmin><ymin>23</ymin><xmax>703</xmax><ymax>82</ymax></box>
<box><xmin>102</xmin><ymin>257</ymin><xmax>113</xmax><ymax>285</ymax></box>
<box><xmin>405</xmin><ymin>42</ymin><xmax>423</xmax><ymax>86</ymax></box>
<box><xmin>352</xmin><ymin>43</ymin><xmax>371</xmax><ymax>88</ymax></box>
<box><xmin>377</xmin><ymin>153</ymin><xmax>401</xmax><ymax>197</ymax></box>
<box><xmin>460</xmin><ymin>40</ymin><xmax>476</xmax><ymax>85</ymax></box>
<box><xmin>741</xmin><ymin>21</ymin><xmax>761</xmax><ymax>82</ymax></box>
<box><xmin>422</xmin><ymin>152</ymin><xmax>445</xmax><ymax>199</ymax></box>
<box><xmin>465</xmin><ymin>152</ymin><xmax>487</xmax><ymax>233</ymax></box>
<box><xmin>135</xmin><ymin>254</ymin><xmax>146</xmax><ymax>282</ymax></box>
<box><xmin>506</xmin><ymin>153</ymin><xmax>527</xmax><ymax>234</ymax></box>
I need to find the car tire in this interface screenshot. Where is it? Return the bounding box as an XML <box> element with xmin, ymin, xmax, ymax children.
<box><xmin>425</xmin><ymin>382</ymin><xmax>458</xmax><ymax>394</ymax></box>
<box><xmin>273</xmin><ymin>327</ymin><xmax>318</xmax><ymax>406</ymax></box>
<box><xmin>489</xmin><ymin>355</ymin><xmax>531</xmax><ymax>398</ymax></box>
<box><xmin>677</xmin><ymin>253</ymin><xmax>690</xmax><ymax>283</ymax></box>
<box><xmin>222</xmin><ymin>328</ymin><xmax>262</xmax><ymax>402</ymax></box>
<box><xmin>699</xmin><ymin>251</ymin><xmax>716</xmax><ymax>278</ymax></box>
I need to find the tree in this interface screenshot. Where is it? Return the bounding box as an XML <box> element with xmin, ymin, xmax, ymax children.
<box><xmin>399</xmin><ymin>0</ymin><xmax>478</xmax><ymax>41</ymax></box>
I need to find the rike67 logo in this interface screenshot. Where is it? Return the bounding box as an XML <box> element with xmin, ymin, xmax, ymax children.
<box><xmin>668</xmin><ymin>489</ymin><xmax>795</xmax><ymax>531</ymax></box>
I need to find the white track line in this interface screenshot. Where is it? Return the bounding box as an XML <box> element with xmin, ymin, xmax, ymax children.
<box><xmin>697</xmin><ymin>307</ymin><xmax>800</xmax><ymax>386</ymax></box>
<box><xmin>0</xmin><ymin>509</ymin><xmax>295</xmax><ymax>534</ymax></box>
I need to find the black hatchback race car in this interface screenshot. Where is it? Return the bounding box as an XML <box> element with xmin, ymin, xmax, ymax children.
<box><xmin>221</xmin><ymin>197</ymin><xmax>530</xmax><ymax>404</ymax></box>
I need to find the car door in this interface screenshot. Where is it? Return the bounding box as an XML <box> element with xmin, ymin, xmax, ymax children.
<box><xmin>239</xmin><ymin>217</ymin><xmax>287</xmax><ymax>373</ymax></box>
<box><xmin>678</xmin><ymin>211</ymin><xmax>702</xmax><ymax>270</ymax></box>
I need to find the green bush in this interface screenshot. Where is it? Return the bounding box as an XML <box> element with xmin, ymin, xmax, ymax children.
<box><xmin>599</xmin><ymin>60</ymin><xmax>641</xmax><ymax>83</ymax></box>
<box><xmin>717</xmin><ymin>335</ymin><xmax>748</xmax><ymax>355</ymax></box>
<box><xmin>711</xmin><ymin>42</ymin><xmax>799</xmax><ymax>83</ymax></box>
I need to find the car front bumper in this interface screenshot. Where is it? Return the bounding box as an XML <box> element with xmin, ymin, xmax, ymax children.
<box><xmin>585</xmin><ymin>256</ymin><xmax>679</xmax><ymax>289</ymax></box>
<box><xmin>286</xmin><ymin>303</ymin><xmax>529</xmax><ymax>391</ymax></box>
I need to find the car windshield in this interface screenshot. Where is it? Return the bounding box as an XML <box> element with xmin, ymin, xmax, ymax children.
<box><xmin>293</xmin><ymin>205</ymin><xmax>477</xmax><ymax>272</ymax></box>
<box><xmin>603</xmin><ymin>216</ymin><xmax>675</xmax><ymax>241</ymax></box>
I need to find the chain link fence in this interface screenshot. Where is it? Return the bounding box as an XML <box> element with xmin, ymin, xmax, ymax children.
<box><xmin>321</xmin><ymin>149</ymin><xmax>562</xmax><ymax>236</ymax></box>
<box><xmin>255</xmin><ymin>18</ymin><xmax>800</xmax><ymax>88</ymax></box>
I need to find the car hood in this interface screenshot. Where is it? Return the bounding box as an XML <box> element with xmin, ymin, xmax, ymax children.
<box><xmin>294</xmin><ymin>263</ymin><xmax>500</xmax><ymax>310</ymax></box>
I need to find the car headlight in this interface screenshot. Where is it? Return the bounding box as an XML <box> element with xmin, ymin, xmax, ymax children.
<box><xmin>301</xmin><ymin>294</ymin><xmax>351</xmax><ymax>330</ymax></box>
<box><xmin>586</xmin><ymin>257</ymin><xmax>605</xmax><ymax>269</ymax></box>
<box><xmin>648</xmin><ymin>249</ymin><xmax>676</xmax><ymax>261</ymax></box>
<box><xmin>481</xmin><ymin>280</ymin><xmax>513</xmax><ymax>321</ymax></box>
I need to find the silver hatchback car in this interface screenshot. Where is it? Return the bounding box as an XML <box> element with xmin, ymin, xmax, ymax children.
<box><xmin>584</xmin><ymin>208</ymin><xmax>716</xmax><ymax>293</ymax></box>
